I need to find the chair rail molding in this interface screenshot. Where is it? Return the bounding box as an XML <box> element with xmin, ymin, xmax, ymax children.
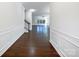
<box><xmin>0</xmin><ymin>25</ymin><xmax>24</xmax><ymax>56</ymax></box>
<box><xmin>50</xmin><ymin>27</ymin><xmax>79</xmax><ymax>57</ymax></box>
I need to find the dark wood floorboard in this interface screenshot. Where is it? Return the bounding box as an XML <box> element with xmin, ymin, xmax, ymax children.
<box><xmin>2</xmin><ymin>25</ymin><xmax>60</xmax><ymax>57</ymax></box>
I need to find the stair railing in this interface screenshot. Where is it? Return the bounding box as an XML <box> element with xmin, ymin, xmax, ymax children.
<box><xmin>24</xmin><ymin>19</ymin><xmax>30</xmax><ymax>32</ymax></box>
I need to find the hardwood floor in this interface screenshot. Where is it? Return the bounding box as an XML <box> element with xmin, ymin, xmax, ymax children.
<box><xmin>2</xmin><ymin>25</ymin><xmax>60</xmax><ymax>57</ymax></box>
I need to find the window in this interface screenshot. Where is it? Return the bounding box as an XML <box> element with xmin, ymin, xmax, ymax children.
<box><xmin>37</xmin><ymin>19</ymin><xmax>45</xmax><ymax>24</ymax></box>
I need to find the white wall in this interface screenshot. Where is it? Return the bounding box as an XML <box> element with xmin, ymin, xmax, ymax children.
<box><xmin>50</xmin><ymin>2</ymin><xmax>79</xmax><ymax>57</ymax></box>
<box><xmin>25</xmin><ymin>10</ymin><xmax>32</xmax><ymax>30</ymax></box>
<box><xmin>0</xmin><ymin>2</ymin><xmax>25</xmax><ymax>56</ymax></box>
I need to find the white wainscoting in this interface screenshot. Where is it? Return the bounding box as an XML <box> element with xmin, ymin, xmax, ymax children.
<box><xmin>50</xmin><ymin>28</ymin><xmax>79</xmax><ymax>57</ymax></box>
<box><xmin>0</xmin><ymin>25</ymin><xmax>24</xmax><ymax>56</ymax></box>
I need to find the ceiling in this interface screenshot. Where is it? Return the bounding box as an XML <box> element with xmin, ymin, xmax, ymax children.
<box><xmin>22</xmin><ymin>2</ymin><xmax>50</xmax><ymax>9</ymax></box>
<box><xmin>22</xmin><ymin>2</ymin><xmax>50</xmax><ymax>16</ymax></box>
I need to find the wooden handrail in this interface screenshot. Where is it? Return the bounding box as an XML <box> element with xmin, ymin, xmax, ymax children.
<box><xmin>24</xmin><ymin>19</ymin><xmax>30</xmax><ymax>32</ymax></box>
<box><xmin>24</xmin><ymin>20</ymin><xmax>30</xmax><ymax>24</ymax></box>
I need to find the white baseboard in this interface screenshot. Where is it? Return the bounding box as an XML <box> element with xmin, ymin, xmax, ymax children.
<box><xmin>0</xmin><ymin>25</ymin><xmax>24</xmax><ymax>56</ymax></box>
<box><xmin>0</xmin><ymin>32</ymin><xmax>24</xmax><ymax>56</ymax></box>
<box><xmin>24</xmin><ymin>29</ymin><xmax>28</xmax><ymax>33</ymax></box>
<box><xmin>50</xmin><ymin>28</ymin><xmax>79</xmax><ymax>57</ymax></box>
<box><xmin>49</xmin><ymin>39</ymin><xmax>66</xmax><ymax>57</ymax></box>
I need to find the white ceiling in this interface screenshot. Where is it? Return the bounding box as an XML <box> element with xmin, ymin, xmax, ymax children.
<box><xmin>22</xmin><ymin>2</ymin><xmax>50</xmax><ymax>16</ymax></box>
<box><xmin>22</xmin><ymin>2</ymin><xmax>50</xmax><ymax>9</ymax></box>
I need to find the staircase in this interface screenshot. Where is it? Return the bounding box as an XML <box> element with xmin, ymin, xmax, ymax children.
<box><xmin>24</xmin><ymin>20</ymin><xmax>30</xmax><ymax>32</ymax></box>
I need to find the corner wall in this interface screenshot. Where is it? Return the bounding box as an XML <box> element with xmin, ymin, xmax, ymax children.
<box><xmin>26</xmin><ymin>10</ymin><xmax>32</xmax><ymax>30</ymax></box>
<box><xmin>0</xmin><ymin>2</ymin><xmax>25</xmax><ymax>56</ymax></box>
<box><xmin>50</xmin><ymin>2</ymin><xmax>79</xmax><ymax>57</ymax></box>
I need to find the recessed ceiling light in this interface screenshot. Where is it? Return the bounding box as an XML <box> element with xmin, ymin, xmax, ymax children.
<box><xmin>30</xmin><ymin>9</ymin><xmax>36</xmax><ymax>12</ymax></box>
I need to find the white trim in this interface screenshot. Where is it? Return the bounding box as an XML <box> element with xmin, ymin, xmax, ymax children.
<box><xmin>24</xmin><ymin>29</ymin><xmax>29</xmax><ymax>33</ymax></box>
<box><xmin>0</xmin><ymin>25</ymin><xmax>24</xmax><ymax>36</ymax></box>
<box><xmin>0</xmin><ymin>25</ymin><xmax>24</xmax><ymax>56</ymax></box>
<box><xmin>0</xmin><ymin>32</ymin><xmax>24</xmax><ymax>56</ymax></box>
<box><xmin>50</xmin><ymin>28</ymin><xmax>79</xmax><ymax>57</ymax></box>
<box><xmin>51</xmin><ymin>28</ymin><xmax>79</xmax><ymax>48</ymax></box>
<box><xmin>49</xmin><ymin>40</ymin><xmax>66</xmax><ymax>57</ymax></box>
<box><xmin>52</xmin><ymin>28</ymin><xmax>79</xmax><ymax>42</ymax></box>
